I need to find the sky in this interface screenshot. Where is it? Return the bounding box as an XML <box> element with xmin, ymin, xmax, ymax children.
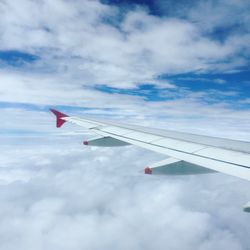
<box><xmin>0</xmin><ymin>0</ymin><xmax>250</xmax><ymax>249</ymax></box>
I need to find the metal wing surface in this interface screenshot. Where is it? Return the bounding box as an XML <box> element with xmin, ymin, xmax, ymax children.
<box><xmin>50</xmin><ymin>109</ymin><xmax>250</xmax><ymax>182</ymax></box>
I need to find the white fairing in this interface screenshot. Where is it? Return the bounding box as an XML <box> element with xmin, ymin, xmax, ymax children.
<box><xmin>50</xmin><ymin>110</ymin><xmax>250</xmax><ymax>211</ymax></box>
<box><xmin>148</xmin><ymin>158</ymin><xmax>215</xmax><ymax>175</ymax></box>
<box><xmin>84</xmin><ymin>136</ymin><xmax>130</xmax><ymax>147</ymax></box>
<box><xmin>243</xmin><ymin>201</ymin><xmax>250</xmax><ymax>212</ymax></box>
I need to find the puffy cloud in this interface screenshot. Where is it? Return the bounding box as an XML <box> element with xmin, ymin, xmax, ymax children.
<box><xmin>0</xmin><ymin>0</ymin><xmax>249</xmax><ymax>124</ymax></box>
<box><xmin>0</xmin><ymin>0</ymin><xmax>249</xmax><ymax>93</ymax></box>
<box><xmin>0</xmin><ymin>136</ymin><xmax>250</xmax><ymax>250</ymax></box>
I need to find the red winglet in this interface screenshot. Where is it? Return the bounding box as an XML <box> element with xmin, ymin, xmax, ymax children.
<box><xmin>50</xmin><ymin>109</ymin><xmax>68</xmax><ymax>128</ymax></box>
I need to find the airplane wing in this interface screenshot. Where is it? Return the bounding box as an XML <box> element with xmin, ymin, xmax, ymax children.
<box><xmin>50</xmin><ymin>109</ymin><xmax>250</xmax><ymax>211</ymax></box>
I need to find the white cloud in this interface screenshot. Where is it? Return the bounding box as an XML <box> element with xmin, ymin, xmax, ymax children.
<box><xmin>0</xmin><ymin>136</ymin><xmax>250</xmax><ymax>250</ymax></box>
<box><xmin>0</xmin><ymin>0</ymin><xmax>249</xmax><ymax>93</ymax></box>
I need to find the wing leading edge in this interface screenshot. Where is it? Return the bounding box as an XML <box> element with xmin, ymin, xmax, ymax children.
<box><xmin>50</xmin><ymin>109</ymin><xmax>250</xmax><ymax>211</ymax></box>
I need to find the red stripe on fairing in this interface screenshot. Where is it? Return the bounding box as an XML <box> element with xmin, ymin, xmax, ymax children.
<box><xmin>50</xmin><ymin>109</ymin><xmax>68</xmax><ymax>128</ymax></box>
<box><xmin>144</xmin><ymin>167</ymin><xmax>152</xmax><ymax>175</ymax></box>
<box><xmin>83</xmin><ymin>141</ymin><xmax>89</xmax><ymax>145</ymax></box>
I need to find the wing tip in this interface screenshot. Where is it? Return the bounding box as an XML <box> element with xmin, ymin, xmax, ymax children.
<box><xmin>50</xmin><ymin>108</ymin><xmax>68</xmax><ymax>128</ymax></box>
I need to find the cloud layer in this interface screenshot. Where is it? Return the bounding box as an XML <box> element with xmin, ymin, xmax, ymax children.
<box><xmin>1</xmin><ymin>137</ymin><xmax>250</xmax><ymax>250</ymax></box>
